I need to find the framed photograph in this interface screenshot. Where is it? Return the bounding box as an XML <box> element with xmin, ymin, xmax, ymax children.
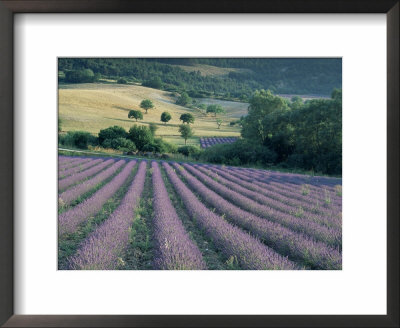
<box><xmin>1</xmin><ymin>1</ymin><xmax>398</xmax><ymax>327</ymax></box>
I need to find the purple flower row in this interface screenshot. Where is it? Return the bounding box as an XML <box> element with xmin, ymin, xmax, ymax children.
<box><xmin>163</xmin><ymin>162</ymin><xmax>298</xmax><ymax>270</ymax></box>
<box><xmin>59</xmin><ymin>159</ymin><xmax>115</xmax><ymax>191</ymax></box>
<box><xmin>204</xmin><ymin>164</ymin><xmax>341</xmax><ymax>229</ymax></box>
<box><xmin>69</xmin><ymin>161</ymin><xmax>147</xmax><ymax>270</ymax></box>
<box><xmin>245</xmin><ymin>168</ymin><xmax>342</xmax><ymax>203</ymax></box>
<box><xmin>267</xmin><ymin>178</ymin><xmax>342</xmax><ymax>206</ymax></box>
<box><xmin>58</xmin><ymin>160</ymin><xmax>136</xmax><ymax>236</ymax></box>
<box><xmin>59</xmin><ymin>160</ymin><xmax>126</xmax><ymax>206</ymax></box>
<box><xmin>242</xmin><ymin>166</ymin><xmax>341</xmax><ymax>190</ymax></box>
<box><xmin>183</xmin><ymin>163</ymin><xmax>341</xmax><ymax>249</ymax></box>
<box><xmin>59</xmin><ymin>157</ymin><xmax>92</xmax><ymax>171</ymax></box>
<box><xmin>199</xmin><ymin>137</ymin><xmax>238</xmax><ymax>149</ymax></box>
<box><xmin>227</xmin><ymin>167</ymin><xmax>342</xmax><ymax>218</ymax></box>
<box><xmin>195</xmin><ymin>164</ymin><xmax>342</xmax><ymax>234</ymax></box>
<box><xmin>59</xmin><ymin>158</ymin><xmax>103</xmax><ymax>179</ymax></box>
<box><xmin>152</xmin><ymin>161</ymin><xmax>206</xmax><ymax>270</ymax></box>
<box><xmin>59</xmin><ymin>156</ymin><xmax>77</xmax><ymax>165</ymax></box>
<box><xmin>172</xmin><ymin>163</ymin><xmax>341</xmax><ymax>269</ymax></box>
<box><xmin>59</xmin><ymin>156</ymin><xmax>84</xmax><ymax>165</ymax></box>
<box><xmin>241</xmin><ymin>167</ymin><xmax>341</xmax><ymax>195</ymax></box>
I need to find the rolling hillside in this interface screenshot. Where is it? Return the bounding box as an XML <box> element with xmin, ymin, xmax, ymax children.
<box><xmin>59</xmin><ymin>83</ymin><xmax>242</xmax><ymax>146</ymax></box>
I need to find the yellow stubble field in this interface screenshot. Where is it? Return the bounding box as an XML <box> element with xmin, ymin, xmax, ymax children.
<box><xmin>59</xmin><ymin>83</ymin><xmax>242</xmax><ymax>146</ymax></box>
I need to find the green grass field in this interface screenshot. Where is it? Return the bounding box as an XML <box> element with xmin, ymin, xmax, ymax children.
<box><xmin>59</xmin><ymin>83</ymin><xmax>243</xmax><ymax>146</ymax></box>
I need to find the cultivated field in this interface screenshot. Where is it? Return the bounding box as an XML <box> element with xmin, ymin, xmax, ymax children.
<box><xmin>200</xmin><ymin>137</ymin><xmax>238</xmax><ymax>149</ymax></box>
<box><xmin>59</xmin><ymin>83</ymin><xmax>241</xmax><ymax>146</ymax></box>
<box><xmin>58</xmin><ymin>155</ymin><xmax>342</xmax><ymax>270</ymax></box>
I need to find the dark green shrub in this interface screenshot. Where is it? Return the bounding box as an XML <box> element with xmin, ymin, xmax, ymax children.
<box><xmin>178</xmin><ymin>145</ymin><xmax>202</xmax><ymax>159</ymax></box>
<box><xmin>142</xmin><ymin>138</ymin><xmax>177</xmax><ymax>154</ymax></box>
<box><xmin>103</xmin><ymin>137</ymin><xmax>136</xmax><ymax>152</ymax></box>
<box><xmin>117</xmin><ymin>77</ymin><xmax>127</xmax><ymax>84</ymax></box>
<box><xmin>143</xmin><ymin>77</ymin><xmax>163</xmax><ymax>89</ymax></box>
<box><xmin>59</xmin><ymin>131</ymin><xmax>97</xmax><ymax>149</ymax></box>
<box><xmin>160</xmin><ymin>111</ymin><xmax>172</xmax><ymax>124</ymax></box>
<box><xmin>179</xmin><ymin>113</ymin><xmax>195</xmax><ymax>124</ymax></box>
<box><xmin>98</xmin><ymin>126</ymin><xmax>127</xmax><ymax>145</ymax></box>
<box><xmin>65</xmin><ymin>69</ymin><xmax>98</xmax><ymax>83</ymax></box>
<box><xmin>128</xmin><ymin>110</ymin><xmax>143</xmax><ymax>121</ymax></box>
<box><xmin>201</xmin><ymin>139</ymin><xmax>277</xmax><ymax>166</ymax></box>
<box><xmin>176</xmin><ymin>92</ymin><xmax>191</xmax><ymax>106</ymax></box>
<box><xmin>127</xmin><ymin>125</ymin><xmax>154</xmax><ymax>151</ymax></box>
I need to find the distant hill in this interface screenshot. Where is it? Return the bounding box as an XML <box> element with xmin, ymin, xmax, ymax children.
<box><xmin>58</xmin><ymin>58</ymin><xmax>341</xmax><ymax>98</ymax></box>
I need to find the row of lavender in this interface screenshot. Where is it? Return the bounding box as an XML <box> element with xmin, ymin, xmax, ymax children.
<box><xmin>58</xmin><ymin>155</ymin><xmax>342</xmax><ymax>270</ymax></box>
<box><xmin>200</xmin><ymin>137</ymin><xmax>238</xmax><ymax>149</ymax></box>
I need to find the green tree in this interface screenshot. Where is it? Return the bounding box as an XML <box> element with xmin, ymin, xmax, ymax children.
<box><xmin>160</xmin><ymin>111</ymin><xmax>172</xmax><ymax>124</ymax></box>
<box><xmin>241</xmin><ymin>89</ymin><xmax>288</xmax><ymax>144</ymax></box>
<box><xmin>103</xmin><ymin>138</ymin><xmax>136</xmax><ymax>152</ymax></box>
<box><xmin>65</xmin><ymin>69</ymin><xmax>96</xmax><ymax>83</ymax></box>
<box><xmin>206</xmin><ymin>104</ymin><xmax>225</xmax><ymax>117</ymax></box>
<box><xmin>127</xmin><ymin>125</ymin><xmax>154</xmax><ymax>151</ymax></box>
<box><xmin>176</xmin><ymin>92</ymin><xmax>191</xmax><ymax>106</ymax></box>
<box><xmin>128</xmin><ymin>110</ymin><xmax>143</xmax><ymax>121</ymax></box>
<box><xmin>179</xmin><ymin>113</ymin><xmax>195</xmax><ymax>124</ymax></box>
<box><xmin>216</xmin><ymin>118</ymin><xmax>223</xmax><ymax>129</ymax></box>
<box><xmin>290</xmin><ymin>91</ymin><xmax>342</xmax><ymax>173</ymax></box>
<box><xmin>179</xmin><ymin>124</ymin><xmax>193</xmax><ymax>145</ymax></box>
<box><xmin>143</xmin><ymin>76</ymin><xmax>163</xmax><ymax>89</ymax></box>
<box><xmin>149</xmin><ymin>123</ymin><xmax>158</xmax><ymax>136</ymax></box>
<box><xmin>177</xmin><ymin>145</ymin><xmax>202</xmax><ymax>159</ymax></box>
<box><xmin>98</xmin><ymin>126</ymin><xmax>127</xmax><ymax>145</ymax></box>
<box><xmin>140</xmin><ymin>99</ymin><xmax>154</xmax><ymax>114</ymax></box>
<box><xmin>290</xmin><ymin>96</ymin><xmax>304</xmax><ymax>110</ymax></box>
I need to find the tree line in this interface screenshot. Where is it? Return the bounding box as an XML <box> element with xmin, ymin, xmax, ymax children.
<box><xmin>58</xmin><ymin>58</ymin><xmax>341</xmax><ymax>98</ymax></box>
<box><xmin>202</xmin><ymin>89</ymin><xmax>342</xmax><ymax>175</ymax></box>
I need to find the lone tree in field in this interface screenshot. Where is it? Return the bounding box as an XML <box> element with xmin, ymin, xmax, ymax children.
<box><xmin>179</xmin><ymin>124</ymin><xmax>193</xmax><ymax>145</ymax></box>
<box><xmin>128</xmin><ymin>110</ymin><xmax>143</xmax><ymax>122</ymax></box>
<box><xmin>176</xmin><ymin>92</ymin><xmax>192</xmax><ymax>106</ymax></box>
<box><xmin>179</xmin><ymin>113</ymin><xmax>195</xmax><ymax>124</ymax></box>
<box><xmin>140</xmin><ymin>99</ymin><xmax>154</xmax><ymax>114</ymax></box>
<box><xmin>207</xmin><ymin>104</ymin><xmax>225</xmax><ymax>117</ymax></box>
<box><xmin>216</xmin><ymin>118</ymin><xmax>223</xmax><ymax>129</ymax></box>
<box><xmin>160</xmin><ymin>111</ymin><xmax>172</xmax><ymax>125</ymax></box>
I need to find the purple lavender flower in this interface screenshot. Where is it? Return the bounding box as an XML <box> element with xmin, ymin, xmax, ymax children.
<box><xmin>152</xmin><ymin>161</ymin><xmax>206</xmax><ymax>270</ymax></box>
<box><xmin>172</xmin><ymin>162</ymin><xmax>341</xmax><ymax>270</ymax></box>
<box><xmin>58</xmin><ymin>160</ymin><xmax>136</xmax><ymax>236</ymax></box>
<box><xmin>59</xmin><ymin>160</ymin><xmax>126</xmax><ymax>205</ymax></box>
<box><xmin>187</xmin><ymin>163</ymin><xmax>341</xmax><ymax>248</ymax></box>
<box><xmin>163</xmin><ymin>162</ymin><xmax>298</xmax><ymax>270</ymax></box>
<box><xmin>59</xmin><ymin>159</ymin><xmax>115</xmax><ymax>191</ymax></box>
<box><xmin>201</xmin><ymin>164</ymin><xmax>341</xmax><ymax>229</ymax></box>
<box><xmin>199</xmin><ymin>137</ymin><xmax>238</xmax><ymax>149</ymax></box>
<box><xmin>59</xmin><ymin>158</ymin><xmax>103</xmax><ymax>179</ymax></box>
<box><xmin>59</xmin><ymin>157</ymin><xmax>92</xmax><ymax>170</ymax></box>
<box><xmin>69</xmin><ymin>161</ymin><xmax>147</xmax><ymax>270</ymax></box>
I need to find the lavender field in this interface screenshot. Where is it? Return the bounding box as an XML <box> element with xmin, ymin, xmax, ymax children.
<box><xmin>200</xmin><ymin>137</ymin><xmax>238</xmax><ymax>149</ymax></box>
<box><xmin>58</xmin><ymin>155</ymin><xmax>342</xmax><ymax>270</ymax></box>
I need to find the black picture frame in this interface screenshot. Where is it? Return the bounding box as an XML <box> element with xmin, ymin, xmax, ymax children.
<box><xmin>0</xmin><ymin>1</ymin><xmax>398</xmax><ymax>327</ymax></box>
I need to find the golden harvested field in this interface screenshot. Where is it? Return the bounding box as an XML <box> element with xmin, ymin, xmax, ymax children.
<box><xmin>58</xmin><ymin>83</ymin><xmax>242</xmax><ymax>146</ymax></box>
